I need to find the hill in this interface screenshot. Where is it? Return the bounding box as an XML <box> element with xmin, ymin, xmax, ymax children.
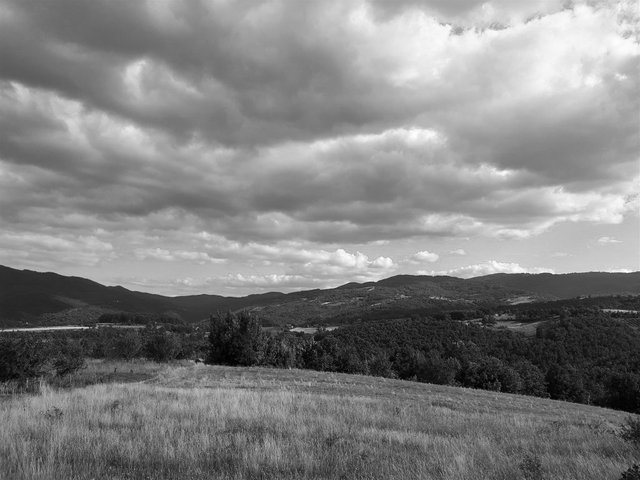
<box><xmin>0</xmin><ymin>360</ymin><xmax>637</xmax><ymax>480</ymax></box>
<box><xmin>1</xmin><ymin>264</ymin><xmax>639</xmax><ymax>327</ymax></box>
<box><xmin>471</xmin><ymin>272</ymin><xmax>640</xmax><ymax>298</ymax></box>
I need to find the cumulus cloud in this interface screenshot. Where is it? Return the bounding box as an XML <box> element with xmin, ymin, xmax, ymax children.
<box><xmin>449</xmin><ymin>249</ymin><xmax>467</xmax><ymax>256</ymax></box>
<box><xmin>422</xmin><ymin>261</ymin><xmax>554</xmax><ymax>278</ymax></box>
<box><xmin>0</xmin><ymin>0</ymin><xmax>637</xmax><ymax>292</ymax></box>
<box><xmin>597</xmin><ymin>236</ymin><xmax>622</xmax><ymax>244</ymax></box>
<box><xmin>411</xmin><ymin>250</ymin><xmax>440</xmax><ymax>263</ymax></box>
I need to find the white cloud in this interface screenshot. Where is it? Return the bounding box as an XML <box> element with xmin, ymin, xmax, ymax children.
<box><xmin>423</xmin><ymin>260</ymin><xmax>554</xmax><ymax>278</ymax></box>
<box><xmin>597</xmin><ymin>236</ymin><xmax>622</xmax><ymax>244</ymax></box>
<box><xmin>134</xmin><ymin>248</ymin><xmax>226</xmax><ymax>264</ymax></box>
<box><xmin>449</xmin><ymin>249</ymin><xmax>467</xmax><ymax>256</ymax></box>
<box><xmin>411</xmin><ymin>250</ymin><xmax>440</xmax><ymax>263</ymax></box>
<box><xmin>225</xmin><ymin>274</ymin><xmax>322</xmax><ymax>289</ymax></box>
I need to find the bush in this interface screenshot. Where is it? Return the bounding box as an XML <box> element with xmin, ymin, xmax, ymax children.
<box><xmin>620</xmin><ymin>416</ymin><xmax>640</xmax><ymax>446</ymax></box>
<box><xmin>51</xmin><ymin>340</ymin><xmax>85</xmax><ymax>377</ymax></box>
<box><xmin>106</xmin><ymin>331</ymin><xmax>144</xmax><ymax>360</ymax></box>
<box><xmin>145</xmin><ymin>331</ymin><xmax>182</xmax><ymax>362</ymax></box>
<box><xmin>0</xmin><ymin>335</ymin><xmax>49</xmax><ymax>382</ymax></box>
<box><xmin>519</xmin><ymin>454</ymin><xmax>543</xmax><ymax>480</ymax></box>
<box><xmin>0</xmin><ymin>335</ymin><xmax>85</xmax><ymax>383</ymax></box>
<box><xmin>620</xmin><ymin>464</ymin><xmax>640</xmax><ymax>480</ymax></box>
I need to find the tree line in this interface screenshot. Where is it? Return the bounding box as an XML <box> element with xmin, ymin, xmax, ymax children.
<box><xmin>206</xmin><ymin>310</ymin><xmax>640</xmax><ymax>413</ymax></box>
<box><xmin>2</xmin><ymin>308</ymin><xmax>638</xmax><ymax>413</ymax></box>
<box><xmin>0</xmin><ymin>324</ymin><xmax>208</xmax><ymax>385</ymax></box>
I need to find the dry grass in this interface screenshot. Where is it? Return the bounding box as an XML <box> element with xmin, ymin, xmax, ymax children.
<box><xmin>0</xmin><ymin>359</ymin><xmax>163</xmax><ymax>398</ymax></box>
<box><xmin>0</xmin><ymin>361</ymin><xmax>638</xmax><ymax>480</ymax></box>
<box><xmin>493</xmin><ymin>320</ymin><xmax>547</xmax><ymax>336</ymax></box>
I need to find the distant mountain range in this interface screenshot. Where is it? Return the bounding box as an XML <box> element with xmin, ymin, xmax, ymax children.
<box><xmin>1</xmin><ymin>264</ymin><xmax>639</xmax><ymax>327</ymax></box>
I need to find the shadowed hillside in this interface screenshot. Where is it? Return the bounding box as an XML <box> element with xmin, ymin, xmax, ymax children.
<box><xmin>1</xmin><ymin>264</ymin><xmax>639</xmax><ymax>327</ymax></box>
<box><xmin>471</xmin><ymin>272</ymin><xmax>640</xmax><ymax>298</ymax></box>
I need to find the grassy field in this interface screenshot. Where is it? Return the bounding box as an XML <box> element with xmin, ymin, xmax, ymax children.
<box><xmin>0</xmin><ymin>360</ymin><xmax>638</xmax><ymax>480</ymax></box>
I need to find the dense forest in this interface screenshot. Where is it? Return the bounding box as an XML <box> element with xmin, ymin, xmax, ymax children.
<box><xmin>206</xmin><ymin>309</ymin><xmax>640</xmax><ymax>413</ymax></box>
<box><xmin>1</xmin><ymin>305</ymin><xmax>639</xmax><ymax>414</ymax></box>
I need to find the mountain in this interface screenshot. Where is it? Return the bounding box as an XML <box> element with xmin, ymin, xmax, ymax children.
<box><xmin>1</xmin><ymin>264</ymin><xmax>639</xmax><ymax>327</ymax></box>
<box><xmin>0</xmin><ymin>264</ymin><xmax>284</xmax><ymax>326</ymax></box>
<box><xmin>469</xmin><ymin>272</ymin><xmax>640</xmax><ymax>298</ymax></box>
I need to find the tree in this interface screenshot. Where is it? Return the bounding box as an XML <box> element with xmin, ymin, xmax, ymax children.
<box><xmin>417</xmin><ymin>352</ymin><xmax>461</xmax><ymax>385</ymax></box>
<box><xmin>458</xmin><ymin>356</ymin><xmax>522</xmax><ymax>393</ymax></box>
<box><xmin>145</xmin><ymin>331</ymin><xmax>182</xmax><ymax>362</ymax></box>
<box><xmin>207</xmin><ymin>311</ymin><xmax>266</xmax><ymax>366</ymax></box>
<box><xmin>513</xmin><ymin>360</ymin><xmax>547</xmax><ymax>397</ymax></box>
<box><xmin>0</xmin><ymin>334</ymin><xmax>85</xmax><ymax>382</ymax></box>
<box><xmin>546</xmin><ymin>363</ymin><xmax>588</xmax><ymax>403</ymax></box>
<box><xmin>0</xmin><ymin>335</ymin><xmax>49</xmax><ymax>382</ymax></box>
<box><xmin>106</xmin><ymin>331</ymin><xmax>143</xmax><ymax>360</ymax></box>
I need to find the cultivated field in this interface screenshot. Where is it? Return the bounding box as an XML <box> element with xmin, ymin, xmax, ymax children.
<box><xmin>0</xmin><ymin>360</ymin><xmax>638</xmax><ymax>480</ymax></box>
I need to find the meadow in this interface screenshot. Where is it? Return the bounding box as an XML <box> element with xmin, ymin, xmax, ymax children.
<box><xmin>0</xmin><ymin>360</ymin><xmax>637</xmax><ymax>480</ymax></box>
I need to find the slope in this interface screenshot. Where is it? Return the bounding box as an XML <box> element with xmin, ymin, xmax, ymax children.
<box><xmin>0</xmin><ymin>361</ymin><xmax>637</xmax><ymax>480</ymax></box>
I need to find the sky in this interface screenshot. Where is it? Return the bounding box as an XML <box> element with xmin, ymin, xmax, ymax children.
<box><xmin>0</xmin><ymin>0</ymin><xmax>638</xmax><ymax>296</ymax></box>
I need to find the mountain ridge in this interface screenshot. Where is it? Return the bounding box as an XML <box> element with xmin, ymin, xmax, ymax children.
<box><xmin>1</xmin><ymin>264</ymin><xmax>639</xmax><ymax>327</ymax></box>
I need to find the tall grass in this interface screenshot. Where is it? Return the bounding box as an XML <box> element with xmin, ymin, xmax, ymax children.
<box><xmin>0</xmin><ymin>362</ymin><xmax>637</xmax><ymax>480</ymax></box>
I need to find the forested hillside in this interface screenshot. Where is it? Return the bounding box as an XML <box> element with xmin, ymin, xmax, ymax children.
<box><xmin>206</xmin><ymin>310</ymin><xmax>640</xmax><ymax>413</ymax></box>
<box><xmin>2</xmin><ymin>264</ymin><xmax>640</xmax><ymax>328</ymax></box>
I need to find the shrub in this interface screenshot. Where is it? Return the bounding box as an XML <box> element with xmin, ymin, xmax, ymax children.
<box><xmin>620</xmin><ymin>464</ymin><xmax>640</xmax><ymax>480</ymax></box>
<box><xmin>106</xmin><ymin>332</ymin><xmax>143</xmax><ymax>360</ymax></box>
<box><xmin>620</xmin><ymin>416</ymin><xmax>640</xmax><ymax>447</ymax></box>
<box><xmin>145</xmin><ymin>331</ymin><xmax>182</xmax><ymax>362</ymax></box>
<box><xmin>51</xmin><ymin>340</ymin><xmax>85</xmax><ymax>377</ymax></box>
<box><xmin>0</xmin><ymin>335</ymin><xmax>49</xmax><ymax>382</ymax></box>
<box><xmin>0</xmin><ymin>335</ymin><xmax>85</xmax><ymax>384</ymax></box>
<box><xmin>519</xmin><ymin>454</ymin><xmax>543</xmax><ymax>480</ymax></box>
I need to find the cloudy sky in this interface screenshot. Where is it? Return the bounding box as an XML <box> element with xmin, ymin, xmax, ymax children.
<box><xmin>0</xmin><ymin>0</ymin><xmax>638</xmax><ymax>296</ymax></box>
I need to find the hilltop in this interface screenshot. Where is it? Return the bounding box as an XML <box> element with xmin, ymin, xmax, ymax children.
<box><xmin>0</xmin><ymin>360</ymin><xmax>637</xmax><ymax>480</ymax></box>
<box><xmin>1</xmin><ymin>264</ymin><xmax>640</xmax><ymax>327</ymax></box>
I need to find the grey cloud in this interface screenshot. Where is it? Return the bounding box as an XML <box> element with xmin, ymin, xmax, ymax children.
<box><xmin>0</xmin><ymin>0</ymin><xmax>637</xmax><ymax>259</ymax></box>
<box><xmin>0</xmin><ymin>0</ymin><xmax>424</xmax><ymax>147</ymax></box>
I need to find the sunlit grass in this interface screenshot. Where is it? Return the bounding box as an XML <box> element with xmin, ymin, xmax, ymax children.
<box><xmin>0</xmin><ymin>362</ymin><xmax>637</xmax><ymax>479</ymax></box>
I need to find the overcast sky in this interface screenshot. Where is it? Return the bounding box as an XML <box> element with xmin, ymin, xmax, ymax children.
<box><xmin>0</xmin><ymin>0</ymin><xmax>638</xmax><ymax>296</ymax></box>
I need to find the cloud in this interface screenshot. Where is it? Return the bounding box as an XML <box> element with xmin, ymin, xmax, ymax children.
<box><xmin>224</xmin><ymin>274</ymin><xmax>325</xmax><ymax>290</ymax></box>
<box><xmin>0</xmin><ymin>231</ymin><xmax>115</xmax><ymax>267</ymax></box>
<box><xmin>597</xmin><ymin>236</ymin><xmax>622</xmax><ymax>244</ymax></box>
<box><xmin>422</xmin><ymin>261</ymin><xmax>554</xmax><ymax>278</ymax></box>
<box><xmin>368</xmin><ymin>0</ymin><xmax>569</xmax><ymax>24</ymax></box>
<box><xmin>449</xmin><ymin>249</ymin><xmax>467</xmax><ymax>256</ymax></box>
<box><xmin>134</xmin><ymin>248</ymin><xmax>226</xmax><ymax>264</ymax></box>
<box><xmin>0</xmin><ymin>0</ymin><xmax>637</xmax><ymax>292</ymax></box>
<box><xmin>411</xmin><ymin>250</ymin><xmax>440</xmax><ymax>263</ymax></box>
